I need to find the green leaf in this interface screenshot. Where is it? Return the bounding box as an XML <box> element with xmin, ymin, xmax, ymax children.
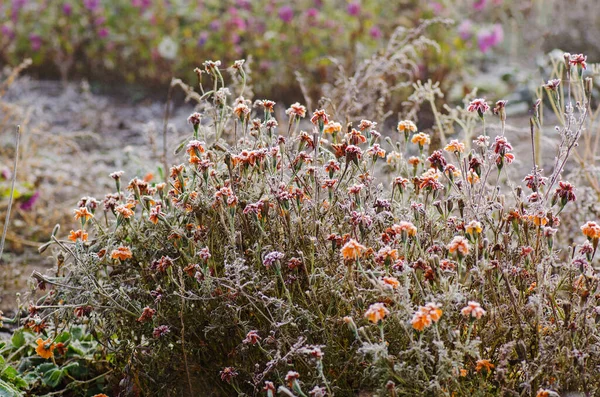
<box><xmin>10</xmin><ymin>331</ymin><xmax>24</xmax><ymax>349</ymax></box>
<box><xmin>0</xmin><ymin>379</ymin><xmax>23</xmax><ymax>397</ymax></box>
<box><xmin>63</xmin><ymin>362</ymin><xmax>88</xmax><ymax>379</ymax></box>
<box><xmin>41</xmin><ymin>368</ymin><xmax>64</xmax><ymax>388</ymax></box>
<box><xmin>68</xmin><ymin>340</ymin><xmax>97</xmax><ymax>357</ymax></box>
<box><xmin>54</xmin><ymin>332</ymin><xmax>71</xmax><ymax>344</ymax></box>
<box><xmin>0</xmin><ymin>366</ymin><xmax>26</xmax><ymax>390</ymax></box>
<box><xmin>70</xmin><ymin>327</ymin><xmax>83</xmax><ymax>341</ymax></box>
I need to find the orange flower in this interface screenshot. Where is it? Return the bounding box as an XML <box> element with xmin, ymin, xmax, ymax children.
<box><xmin>411</xmin><ymin>303</ymin><xmax>442</xmax><ymax>331</ymax></box>
<box><xmin>375</xmin><ymin>247</ymin><xmax>399</xmax><ymax>265</ymax></box>
<box><xmin>36</xmin><ymin>338</ymin><xmax>56</xmax><ymax>359</ymax></box>
<box><xmin>536</xmin><ymin>390</ymin><xmax>551</xmax><ymax>397</ymax></box>
<box><xmin>581</xmin><ymin>221</ymin><xmax>600</xmax><ymax>240</ymax></box>
<box><xmin>444</xmin><ymin>140</ymin><xmax>465</xmax><ymax>153</ymax></box>
<box><xmin>467</xmin><ymin>171</ymin><xmax>480</xmax><ymax>185</ymax></box>
<box><xmin>475</xmin><ymin>359</ymin><xmax>494</xmax><ymax>373</ymax></box>
<box><xmin>92</xmin><ymin>395</ymin><xmax>110</xmax><ymax>397</ymax></box>
<box><xmin>397</xmin><ymin>120</ymin><xmax>418</xmax><ymax>134</ymax></box>
<box><xmin>407</xmin><ymin>156</ymin><xmax>420</xmax><ymax>166</ymax></box>
<box><xmin>68</xmin><ymin>229</ymin><xmax>88</xmax><ymax>242</ymax></box>
<box><xmin>73</xmin><ymin>207</ymin><xmax>93</xmax><ymax>222</ymax></box>
<box><xmin>411</xmin><ymin>132</ymin><xmax>430</xmax><ymax>147</ymax></box>
<box><xmin>529</xmin><ymin>213</ymin><xmax>548</xmax><ymax>227</ymax></box>
<box><xmin>460</xmin><ymin>369</ymin><xmax>468</xmax><ymax>377</ymax></box>
<box><xmin>447</xmin><ymin>236</ymin><xmax>470</xmax><ymax>257</ymax></box>
<box><xmin>115</xmin><ymin>202</ymin><xmax>135</xmax><ymax>219</ymax></box>
<box><xmin>323</xmin><ymin>121</ymin><xmax>342</xmax><ymax>134</ymax></box>
<box><xmin>149</xmin><ymin>204</ymin><xmax>164</xmax><ymax>224</ymax></box>
<box><xmin>341</xmin><ymin>239</ymin><xmax>367</xmax><ymax>260</ymax></box>
<box><xmin>460</xmin><ymin>301</ymin><xmax>486</xmax><ymax>319</ymax></box>
<box><xmin>364</xmin><ymin>302</ymin><xmax>390</xmax><ymax>324</ymax></box>
<box><xmin>381</xmin><ymin>276</ymin><xmax>400</xmax><ymax>289</ymax></box>
<box><xmin>111</xmin><ymin>246</ymin><xmax>132</xmax><ymax>261</ymax></box>
<box><xmin>392</xmin><ymin>221</ymin><xmax>417</xmax><ymax>238</ymax></box>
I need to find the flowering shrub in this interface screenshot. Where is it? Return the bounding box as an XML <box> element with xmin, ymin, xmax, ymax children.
<box><xmin>0</xmin><ymin>0</ymin><xmax>511</xmax><ymax>100</ymax></box>
<box><xmin>9</xmin><ymin>55</ymin><xmax>600</xmax><ymax>396</ymax></box>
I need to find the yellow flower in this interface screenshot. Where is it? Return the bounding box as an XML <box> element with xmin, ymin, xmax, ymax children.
<box><xmin>364</xmin><ymin>302</ymin><xmax>390</xmax><ymax>323</ymax></box>
<box><xmin>36</xmin><ymin>338</ymin><xmax>56</xmax><ymax>359</ymax></box>
<box><xmin>465</xmin><ymin>220</ymin><xmax>482</xmax><ymax>236</ymax></box>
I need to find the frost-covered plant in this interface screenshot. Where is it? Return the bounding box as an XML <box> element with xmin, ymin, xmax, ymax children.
<box><xmin>8</xmin><ymin>54</ymin><xmax>600</xmax><ymax>396</ymax></box>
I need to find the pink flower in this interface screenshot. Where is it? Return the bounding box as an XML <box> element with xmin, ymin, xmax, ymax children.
<box><xmin>473</xmin><ymin>0</ymin><xmax>486</xmax><ymax>10</ymax></box>
<box><xmin>29</xmin><ymin>34</ymin><xmax>42</xmax><ymax>51</ymax></box>
<box><xmin>458</xmin><ymin>20</ymin><xmax>473</xmax><ymax>41</ymax></box>
<box><xmin>278</xmin><ymin>6</ymin><xmax>294</xmax><ymax>23</ymax></box>
<box><xmin>477</xmin><ymin>24</ymin><xmax>504</xmax><ymax>53</ymax></box>
<box><xmin>347</xmin><ymin>2</ymin><xmax>360</xmax><ymax>16</ymax></box>
<box><xmin>369</xmin><ymin>26</ymin><xmax>382</xmax><ymax>39</ymax></box>
<box><xmin>467</xmin><ymin>98</ymin><xmax>490</xmax><ymax>116</ymax></box>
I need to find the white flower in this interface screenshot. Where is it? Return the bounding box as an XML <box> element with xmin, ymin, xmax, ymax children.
<box><xmin>157</xmin><ymin>37</ymin><xmax>178</xmax><ymax>60</ymax></box>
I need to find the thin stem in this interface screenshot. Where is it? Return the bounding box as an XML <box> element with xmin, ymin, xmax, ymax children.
<box><xmin>0</xmin><ymin>125</ymin><xmax>21</xmax><ymax>264</ymax></box>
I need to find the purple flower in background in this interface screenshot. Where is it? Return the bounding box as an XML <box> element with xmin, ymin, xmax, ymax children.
<box><xmin>347</xmin><ymin>2</ymin><xmax>360</xmax><ymax>16</ymax></box>
<box><xmin>11</xmin><ymin>0</ymin><xmax>27</xmax><ymax>22</ymax></box>
<box><xmin>98</xmin><ymin>27</ymin><xmax>109</xmax><ymax>38</ymax></box>
<box><xmin>230</xmin><ymin>16</ymin><xmax>246</xmax><ymax>30</ymax></box>
<box><xmin>132</xmin><ymin>0</ymin><xmax>151</xmax><ymax>9</ymax></box>
<box><xmin>94</xmin><ymin>16</ymin><xmax>106</xmax><ymax>26</ymax></box>
<box><xmin>306</xmin><ymin>8</ymin><xmax>318</xmax><ymax>18</ymax></box>
<box><xmin>477</xmin><ymin>24</ymin><xmax>504</xmax><ymax>53</ymax></box>
<box><xmin>62</xmin><ymin>2</ymin><xmax>72</xmax><ymax>15</ymax></box>
<box><xmin>1</xmin><ymin>25</ymin><xmax>14</xmax><ymax>39</ymax></box>
<box><xmin>210</xmin><ymin>20</ymin><xmax>221</xmax><ymax>30</ymax></box>
<box><xmin>12</xmin><ymin>0</ymin><xmax>27</xmax><ymax>10</ymax></box>
<box><xmin>20</xmin><ymin>191</ymin><xmax>40</xmax><ymax>211</ymax></box>
<box><xmin>236</xmin><ymin>0</ymin><xmax>251</xmax><ymax>10</ymax></box>
<box><xmin>278</xmin><ymin>6</ymin><xmax>294</xmax><ymax>23</ymax></box>
<box><xmin>29</xmin><ymin>34</ymin><xmax>42</xmax><ymax>51</ymax></box>
<box><xmin>473</xmin><ymin>0</ymin><xmax>486</xmax><ymax>10</ymax></box>
<box><xmin>369</xmin><ymin>26</ymin><xmax>382</xmax><ymax>39</ymax></box>
<box><xmin>458</xmin><ymin>19</ymin><xmax>473</xmax><ymax>40</ymax></box>
<box><xmin>197</xmin><ymin>31</ymin><xmax>208</xmax><ymax>47</ymax></box>
<box><xmin>429</xmin><ymin>2</ymin><xmax>443</xmax><ymax>14</ymax></box>
<box><xmin>83</xmin><ymin>0</ymin><xmax>99</xmax><ymax>11</ymax></box>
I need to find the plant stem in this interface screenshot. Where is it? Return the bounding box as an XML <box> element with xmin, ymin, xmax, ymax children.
<box><xmin>0</xmin><ymin>125</ymin><xmax>21</xmax><ymax>264</ymax></box>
